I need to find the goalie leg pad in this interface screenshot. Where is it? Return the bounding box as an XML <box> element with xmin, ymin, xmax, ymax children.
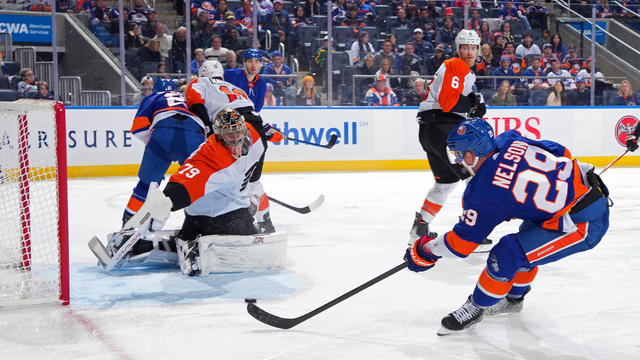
<box><xmin>197</xmin><ymin>231</ymin><xmax>287</xmax><ymax>273</ymax></box>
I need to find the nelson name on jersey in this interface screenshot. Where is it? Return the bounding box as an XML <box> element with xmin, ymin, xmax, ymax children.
<box><xmin>492</xmin><ymin>140</ymin><xmax>529</xmax><ymax>190</ymax></box>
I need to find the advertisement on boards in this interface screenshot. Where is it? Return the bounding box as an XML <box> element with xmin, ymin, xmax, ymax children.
<box><xmin>0</xmin><ymin>13</ymin><xmax>52</xmax><ymax>43</ymax></box>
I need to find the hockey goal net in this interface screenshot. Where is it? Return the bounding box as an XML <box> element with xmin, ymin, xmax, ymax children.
<box><xmin>0</xmin><ymin>100</ymin><xmax>69</xmax><ymax>307</ymax></box>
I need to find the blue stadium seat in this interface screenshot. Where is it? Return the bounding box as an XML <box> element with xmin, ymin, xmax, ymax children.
<box><xmin>361</xmin><ymin>26</ymin><xmax>380</xmax><ymax>40</ymax></box>
<box><xmin>330</xmin><ymin>52</ymin><xmax>351</xmax><ymax>74</ymax></box>
<box><xmin>488</xmin><ymin>8</ymin><xmax>501</xmax><ymax>18</ymax></box>
<box><xmin>392</xmin><ymin>27</ymin><xmax>412</xmax><ymax>45</ymax></box>
<box><xmin>24</xmin><ymin>89</ymin><xmax>39</xmax><ymax>99</ymax></box>
<box><xmin>140</xmin><ymin>62</ymin><xmax>160</xmax><ymax>78</ymax></box>
<box><xmin>480</xmin><ymin>88</ymin><xmax>495</xmax><ymax>104</ymax></box>
<box><xmin>341</xmin><ymin>65</ymin><xmax>357</xmax><ymax>86</ymax></box>
<box><xmin>4</xmin><ymin>61</ymin><xmax>20</xmax><ymax>76</ymax></box>
<box><xmin>332</xmin><ymin>26</ymin><xmax>354</xmax><ymax>47</ymax></box>
<box><xmin>227</xmin><ymin>0</ymin><xmax>241</xmax><ymax>10</ymax></box>
<box><xmin>508</xmin><ymin>19</ymin><xmax>526</xmax><ymax>36</ymax></box>
<box><xmin>0</xmin><ymin>89</ymin><xmax>19</xmax><ymax>101</ymax></box>
<box><xmin>297</xmin><ymin>25</ymin><xmax>320</xmax><ymax>46</ymax></box>
<box><xmin>312</xmin><ymin>15</ymin><xmax>327</xmax><ymax>30</ymax></box>
<box><xmin>529</xmin><ymin>89</ymin><xmax>548</xmax><ymax>106</ymax></box>
<box><xmin>601</xmin><ymin>89</ymin><xmax>618</xmax><ymax>105</ymax></box>
<box><xmin>282</xmin><ymin>1</ymin><xmax>294</xmax><ymax>13</ymax></box>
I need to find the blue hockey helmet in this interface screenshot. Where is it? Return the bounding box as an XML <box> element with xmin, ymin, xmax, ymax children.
<box><xmin>447</xmin><ymin>118</ymin><xmax>496</xmax><ymax>163</ymax></box>
<box><xmin>243</xmin><ymin>48</ymin><xmax>262</xmax><ymax>61</ymax></box>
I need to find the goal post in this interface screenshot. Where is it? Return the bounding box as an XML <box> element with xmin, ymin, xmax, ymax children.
<box><xmin>0</xmin><ymin>100</ymin><xmax>69</xmax><ymax>307</ymax></box>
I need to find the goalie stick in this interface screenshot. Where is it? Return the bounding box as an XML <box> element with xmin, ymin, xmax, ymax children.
<box><xmin>277</xmin><ymin>130</ymin><xmax>338</xmax><ymax>149</ymax></box>
<box><xmin>268</xmin><ymin>195</ymin><xmax>325</xmax><ymax>214</ymax></box>
<box><xmin>599</xmin><ymin>149</ymin><xmax>628</xmax><ymax>176</ymax></box>
<box><xmin>247</xmin><ymin>262</ymin><xmax>408</xmax><ymax>329</ymax></box>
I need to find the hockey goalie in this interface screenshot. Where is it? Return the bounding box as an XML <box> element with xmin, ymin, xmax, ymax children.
<box><xmin>89</xmin><ymin>108</ymin><xmax>287</xmax><ymax>276</ymax></box>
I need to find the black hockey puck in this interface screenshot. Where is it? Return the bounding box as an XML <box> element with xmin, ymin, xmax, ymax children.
<box><xmin>244</xmin><ymin>298</ymin><xmax>257</xmax><ymax>303</ymax></box>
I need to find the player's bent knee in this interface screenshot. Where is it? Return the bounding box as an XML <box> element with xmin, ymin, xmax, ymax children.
<box><xmin>486</xmin><ymin>234</ymin><xmax>525</xmax><ymax>281</ymax></box>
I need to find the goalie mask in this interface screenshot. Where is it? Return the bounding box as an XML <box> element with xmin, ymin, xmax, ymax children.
<box><xmin>214</xmin><ymin>108</ymin><xmax>247</xmax><ymax>159</ymax></box>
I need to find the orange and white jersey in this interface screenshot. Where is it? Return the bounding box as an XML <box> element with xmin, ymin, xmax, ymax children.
<box><xmin>186</xmin><ymin>77</ymin><xmax>256</xmax><ymax>120</ymax></box>
<box><xmin>168</xmin><ymin>123</ymin><xmax>265</xmax><ymax>218</ymax></box>
<box><xmin>419</xmin><ymin>57</ymin><xmax>476</xmax><ymax>117</ymax></box>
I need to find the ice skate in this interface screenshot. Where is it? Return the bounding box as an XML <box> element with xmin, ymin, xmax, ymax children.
<box><xmin>438</xmin><ymin>296</ymin><xmax>484</xmax><ymax>336</ymax></box>
<box><xmin>258</xmin><ymin>212</ymin><xmax>276</xmax><ymax>234</ymax></box>
<box><xmin>485</xmin><ymin>289</ymin><xmax>529</xmax><ymax>316</ymax></box>
<box><xmin>408</xmin><ymin>212</ymin><xmax>438</xmax><ymax>245</ymax></box>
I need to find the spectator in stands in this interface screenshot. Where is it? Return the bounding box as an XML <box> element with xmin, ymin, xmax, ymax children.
<box><xmin>540</xmin><ymin>28</ymin><xmax>551</xmax><ymax>45</ymax></box>
<box><xmin>567</xmin><ymin>76</ymin><xmax>590</xmax><ymax>105</ymax></box>
<box><xmin>304</xmin><ymin>0</ymin><xmax>323</xmax><ymax>17</ymax></box>
<box><xmin>35</xmin><ymin>81</ymin><xmax>53</xmax><ymax>100</ymax></box>
<box><xmin>546</xmin><ymin>58</ymin><xmax>574</xmax><ymax>89</ymax></box>
<box><xmin>17</xmin><ymin>68</ymin><xmax>36</xmax><ymax>97</ymax></box>
<box><xmin>595</xmin><ymin>0</ymin><xmax>612</xmax><ymax>18</ymax></box>
<box><xmin>373</xmin><ymin>40</ymin><xmax>397</xmax><ymax>69</ymax></box>
<box><xmin>540</xmin><ymin>43</ymin><xmax>557</xmax><ymax>69</ymax></box>
<box><xmin>357</xmin><ymin>54</ymin><xmax>377</xmax><ymax>94</ymax></box>
<box><xmin>125</xmin><ymin>23</ymin><xmax>145</xmax><ymax>49</ymax></box>
<box><xmin>90</xmin><ymin>0</ymin><xmax>119</xmax><ymax>34</ymax></box>
<box><xmin>473</xmin><ymin>51</ymin><xmax>489</xmax><ymax>90</ymax></box>
<box><xmin>575</xmin><ymin>57</ymin><xmax>605</xmax><ymax>86</ymax></box>
<box><xmin>397</xmin><ymin>0</ymin><xmax>418</xmax><ymax>20</ymax></box>
<box><xmin>235</xmin><ymin>0</ymin><xmax>255</xmax><ymax>31</ymax></box>
<box><xmin>216</xmin><ymin>11</ymin><xmax>244</xmax><ymax>39</ymax></box>
<box><xmin>224</xmin><ymin>28</ymin><xmax>249</xmax><ymax>52</ymax></box>
<box><xmin>263</xmin><ymin>0</ymin><xmax>294</xmax><ymax>50</ymax></box>
<box><xmin>365</xmin><ymin>74</ymin><xmax>399</xmax><ymax>106</ymax></box>
<box><xmin>404</xmin><ymin>77</ymin><xmax>426</xmax><ymax>106</ymax></box>
<box><xmin>205</xmin><ymin>35</ymin><xmax>229</xmax><ymax>62</ymax></box>
<box><xmin>491</xmin><ymin>56</ymin><xmax>518</xmax><ymax>89</ymax></box>
<box><xmin>141</xmin><ymin>10</ymin><xmax>168</xmax><ymax>41</ymax></box>
<box><xmin>138</xmin><ymin>39</ymin><xmax>162</xmax><ymax>64</ymax></box>
<box><xmin>192</xmin><ymin>8</ymin><xmax>211</xmax><ymax>32</ymax></box>
<box><xmin>169</xmin><ymin>26</ymin><xmax>188</xmax><ymax>73</ymax></box>
<box><xmin>477</xmin><ymin>21</ymin><xmax>494</xmax><ymax>45</ymax></box>
<box><xmin>296</xmin><ymin>75</ymin><xmax>321</xmax><ymax>105</ymax></box>
<box><xmin>563</xmin><ymin>45</ymin><xmax>585</xmax><ymax>75</ymax></box>
<box><xmin>491</xmin><ymin>34</ymin><xmax>506</xmax><ymax>62</ymax></box>
<box><xmin>435</xmin><ymin>16</ymin><xmax>457</xmax><ymax>49</ymax></box>
<box><xmin>546</xmin><ymin>80</ymin><xmax>565</xmax><ymax>106</ymax></box>
<box><xmin>613</xmin><ymin>80</ymin><xmax>639</xmax><ymax>105</ymax></box>
<box><xmin>524</xmin><ymin>0</ymin><xmax>548</xmax><ymax>30</ymax></box>
<box><xmin>311</xmin><ymin>36</ymin><xmax>331</xmax><ymax>84</ymax></box>
<box><xmin>550</xmin><ymin>34</ymin><xmax>566</xmax><ymax>59</ymax></box>
<box><xmin>263</xmin><ymin>50</ymin><xmax>293</xmax><ymax>100</ymax></box>
<box><xmin>481</xmin><ymin>43</ymin><xmax>495</xmax><ymax>69</ymax></box>
<box><xmin>467</xmin><ymin>9</ymin><xmax>483</xmax><ymax>31</ymax></box>
<box><xmin>194</xmin><ymin>21</ymin><xmax>215</xmax><ymax>50</ymax></box>
<box><xmin>385</xmin><ymin>33</ymin><xmax>399</xmax><ymax>53</ymax></box>
<box><xmin>612</xmin><ymin>0</ymin><xmax>638</xmax><ymax>17</ymax></box>
<box><xmin>224</xmin><ymin>50</ymin><xmax>241</xmax><ymax>69</ymax></box>
<box><xmin>138</xmin><ymin>76</ymin><xmax>154</xmax><ymax>101</ymax></box>
<box><xmin>389</xmin><ymin>8</ymin><xmax>411</xmax><ymax>31</ymax></box>
<box><xmin>498</xmin><ymin>22</ymin><xmax>514</xmax><ymax>44</ymax></box>
<box><xmin>491</xmin><ymin>80</ymin><xmax>518</xmax><ymax>106</ymax></box>
<box><xmin>425</xmin><ymin>0</ymin><xmax>440</xmax><ymax>19</ymax></box>
<box><xmin>129</xmin><ymin>0</ymin><xmax>151</xmax><ymax>24</ymax></box>
<box><xmin>412</xmin><ymin>7</ymin><xmax>437</xmax><ymax>41</ymax></box>
<box><xmin>153</xmin><ymin>62</ymin><xmax>181</xmax><ymax>92</ymax></box>
<box><xmin>351</xmin><ymin>31</ymin><xmax>375</xmax><ymax>65</ymax></box>
<box><xmin>190</xmin><ymin>48</ymin><xmax>206</xmax><ymax>74</ymax></box>
<box><xmin>376</xmin><ymin>58</ymin><xmax>401</xmax><ymax>93</ymax></box>
<box><xmin>256</xmin><ymin>0</ymin><xmax>274</xmax><ymax>16</ymax></box>
<box><xmin>265</xmin><ymin>82</ymin><xmax>279</xmax><ymax>106</ymax></box>
<box><xmin>499</xmin><ymin>0</ymin><xmax>531</xmax><ymax>30</ymax></box>
<box><xmin>354</xmin><ymin>0</ymin><xmax>375</xmax><ymax>18</ymax></box>
<box><xmin>331</xmin><ymin>0</ymin><xmax>348</xmax><ymax>24</ymax></box>
<box><xmin>502</xmin><ymin>41</ymin><xmax>517</xmax><ymax>62</ymax></box>
<box><xmin>522</xmin><ymin>56</ymin><xmax>549</xmax><ymax>90</ymax></box>
<box><xmin>575</xmin><ymin>0</ymin><xmax>592</xmax><ymax>18</ymax></box>
<box><xmin>425</xmin><ymin>43</ymin><xmax>446</xmax><ymax>75</ymax></box>
<box><xmin>121</xmin><ymin>8</ymin><xmax>132</xmax><ymax>33</ymax></box>
<box><xmin>153</xmin><ymin>23</ymin><xmax>173</xmax><ymax>62</ymax></box>
<box><xmin>411</xmin><ymin>28</ymin><xmax>434</xmax><ymax>62</ymax></box>
<box><xmin>291</xmin><ymin>5</ymin><xmax>311</xmax><ymax>27</ymax></box>
<box><xmin>210</xmin><ymin>0</ymin><xmax>229</xmax><ymax>21</ymax></box>
<box><xmin>342</xmin><ymin>4</ymin><xmax>366</xmax><ymax>29</ymax></box>
<box><xmin>397</xmin><ymin>42</ymin><xmax>422</xmax><ymax>80</ymax></box>
<box><xmin>515</xmin><ymin>33</ymin><xmax>541</xmax><ymax>58</ymax></box>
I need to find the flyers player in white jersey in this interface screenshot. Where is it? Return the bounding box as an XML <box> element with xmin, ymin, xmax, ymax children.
<box><xmin>186</xmin><ymin>60</ymin><xmax>283</xmax><ymax>233</ymax></box>
<box><xmin>409</xmin><ymin>30</ymin><xmax>488</xmax><ymax>243</ymax></box>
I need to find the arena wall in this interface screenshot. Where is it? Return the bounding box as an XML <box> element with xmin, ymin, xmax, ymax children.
<box><xmin>63</xmin><ymin>106</ymin><xmax>640</xmax><ymax>177</ymax></box>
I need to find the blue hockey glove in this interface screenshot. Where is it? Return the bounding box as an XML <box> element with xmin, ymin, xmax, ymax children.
<box><xmin>404</xmin><ymin>235</ymin><xmax>441</xmax><ymax>272</ymax></box>
<box><xmin>263</xmin><ymin>123</ymin><xmax>283</xmax><ymax>143</ymax></box>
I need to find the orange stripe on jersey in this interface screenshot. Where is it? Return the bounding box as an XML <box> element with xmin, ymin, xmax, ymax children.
<box><xmin>437</xmin><ymin>58</ymin><xmax>471</xmax><ymax>112</ymax></box>
<box><xmin>125</xmin><ymin>196</ymin><xmax>144</xmax><ymax>213</ymax></box>
<box><xmin>131</xmin><ymin>116</ymin><xmax>151</xmax><ymax>134</ymax></box>
<box><xmin>444</xmin><ymin>231</ymin><xmax>479</xmax><ymax>257</ymax></box>
<box><xmin>526</xmin><ymin>222</ymin><xmax>587</xmax><ymax>263</ymax></box>
<box><xmin>542</xmin><ymin>160</ymin><xmax>590</xmax><ymax>231</ymax></box>
<box><xmin>421</xmin><ymin>199</ymin><xmax>443</xmax><ymax>217</ymax></box>
<box><xmin>477</xmin><ymin>267</ymin><xmax>514</xmax><ymax>297</ymax></box>
<box><xmin>185</xmin><ymin>78</ymin><xmax>205</xmax><ymax>107</ymax></box>
<box><xmin>512</xmin><ymin>266</ymin><xmax>538</xmax><ymax>286</ymax></box>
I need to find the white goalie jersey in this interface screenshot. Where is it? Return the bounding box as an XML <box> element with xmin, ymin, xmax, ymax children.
<box><xmin>185</xmin><ymin>77</ymin><xmax>256</xmax><ymax>120</ymax></box>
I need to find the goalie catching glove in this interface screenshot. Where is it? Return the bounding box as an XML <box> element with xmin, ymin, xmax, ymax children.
<box><xmin>263</xmin><ymin>123</ymin><xmax>283</xmax><ymax>143</ymax></box>
<box><xmin>123</xmin><ymin>182</ymin><xmax>173</xmax><ymax>236</ymax></box>
<box><xmin>626</xmin><ymin>124</ymin><xmax>640</xmax><ymax>152</ymax></box>
<box><xmin>404</xmin><ymin>234</ymin><xmax>441</xmax><ymax>272</ymax></box>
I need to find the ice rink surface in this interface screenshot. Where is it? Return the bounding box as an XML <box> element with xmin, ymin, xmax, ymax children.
<box><xmin>2</xmin><ymin>168</ymin><xmax>640</xmax><ymax>360</ymax></box>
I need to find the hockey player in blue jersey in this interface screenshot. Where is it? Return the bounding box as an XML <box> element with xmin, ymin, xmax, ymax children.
<box><xmin>404</xmin><ymin>118</ymin><xmax>610</xmax><ymax>335</ymax></box>
<box><xmin>123</xmin><ymin>91</ymin><xmax>207</xmax><ymax>225</ymax></box>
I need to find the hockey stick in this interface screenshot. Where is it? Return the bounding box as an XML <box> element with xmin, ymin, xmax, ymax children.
<box><xmin>599</xmin><ymin>149</ymin><xmax>629</xmax><ymax>176</ymax></box>
<box><xmin>268</xmin><ymin>194</ymin><xmax>325</xmax><ymax>214</ymax></box>
<box><xmin>247</xmin><ymin>262</ymin><xmax>408</xmax><ymax>329</ymax></box>
<box><xmin>276</xmin><ymin>130</ymin><xmax>339</xmax><ymax>149</ymax></box>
